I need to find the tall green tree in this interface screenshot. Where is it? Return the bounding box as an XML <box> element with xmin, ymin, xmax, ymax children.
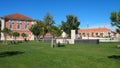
<box><xmin>48</xmin><ymin>25</ymin><xmax>61</xmax><ymax>48</ymax></box>
<box><xmin>110</xmin><ymin>10</ymin><xmax>120</xmax><ymax>33</ymax></box>
<box><xmin>61</xmin><ymin>15</ymin><xmax>80</xmax><ymax>37</ymax></box>
<box><xmin>29</xmin><ymin>23</ymin><xmax>43</xmax><ymax>40</ymax></box>
<box><xmin>42</xmin><ymin>13</ymin><xmax>55</xmax><ymax>38</ymax></box>
<box><xmin>36</xmin><ymin>20</ymin><xmax>46</xmax><ymax>38</ymax></box>
<box><xmin>44</xmin><ymin>13</ymin><xmax>56</xmax><ymax>48</ymax></box>
<box><xmin>1</xmin><ymin>27</ymin><xmax>12</xmax><ymax>45</ymax></box>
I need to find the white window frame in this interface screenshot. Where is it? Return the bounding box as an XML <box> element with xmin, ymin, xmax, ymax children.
<box><xmin>17</xmin><ymin>20</ymin><xmax>21</xmax><ymax>29</ymax></box>
<box><xmin>24</xmin><ymin>21</ymin><xmax>28</xmax><ymax>29</ymax></box>
<box><xmin>9</xmin><ymin>20</ymin><xmax>13</xmax><ymax>29</ymax></box>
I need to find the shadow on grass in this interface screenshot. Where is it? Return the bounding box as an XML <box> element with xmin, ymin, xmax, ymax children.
<box><xmin>57</xmin><ymin>44</ymin><xmax>65</xmax><ymax>47</ymax></box>
<box><xmin>60</xmin><ymin>44</ymin><xmax>65</xmax><ymax>47</ymax></box>
<box><xmin>0</xmin><ymin>51</ymin><xmax>24</xmax><ymax>58</ymax></box>
<box><xmin>108</xmin><ymin>55</ymin><xmax>120</xmax><ymax>59</ymax></box>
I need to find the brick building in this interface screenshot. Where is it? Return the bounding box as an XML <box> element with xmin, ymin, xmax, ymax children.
<box><xmin>0</xmin><ymin>13</ymin><xmax>35</xmax><ymax>40</ymax></box>
<box><xmin>78</xmin><ymin>28</ymin><xmax>116</xmax><ymax>38</ymax></box>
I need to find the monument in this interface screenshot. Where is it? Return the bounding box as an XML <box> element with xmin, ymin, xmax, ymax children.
<box><xmin>56</xmin><ymin>30</ymin><xmax>76</xmax><ymax>44</ymax></box>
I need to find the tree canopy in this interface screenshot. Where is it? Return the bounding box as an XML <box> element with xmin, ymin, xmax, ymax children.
<box><xmin>29</xmin><ymin>22</ymin><xmax>43</xmax><ymax>40</ymax></box>
<box><xmin>1</xmin><ymin>27</ymin><xmax>12</xmax><ymax>35</ymax></box>
<box><xmin>110</xmin><ymin>10</ymin><xmax>120</xmax><ymax>33</ymax></box>
<box><xmin>44</xmin><ymin>13</ymin><xmax>55</xmax><ymax>26</ymax></box>
<box><xmin>13</xmin><ymin>32</ymin><xmax>20</xmax><ymax>38</ymax></box>
<box><xmin>21</xmin><ymin>33</ymin><xmax>27</xmax><ymax>38</ymax></box>
<box><xmin>1</xmin><ymin>28</ymin><xmax>12</xmax><ymax>44</ymax></box>
<box><xmin>42</xmin><ymin>13</ymin><xmax>55</xmax><ymax>38</ymax></box>
<box><xmin>48</xmin><ymin>25</ymin><xmax>62</xmax><ymax>38</ymax></box>
<box><xmin>61</xmin><ymin>15</ymin><xmax>80</xmax><ymax>37</ymax></box>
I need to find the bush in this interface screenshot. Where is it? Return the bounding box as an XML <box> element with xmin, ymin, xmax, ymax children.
<box><xmin>17</xmin><ymin>41</ymin><xmax>23</xmax><ymax>43</ymax></box>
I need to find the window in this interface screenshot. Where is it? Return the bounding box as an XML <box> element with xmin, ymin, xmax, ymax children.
<box><xmin>9</xmin><ymin>35</ymin><xmax>13</xmax><ymax>38</ymax></box>
<box><xmin>24</xmin><ymin>21</ymin><xmax>28</xmax><ymax>29</ymax></box>
<box><xmin>9</xmin><ymin>32</ymin><xmax>13</xmax><ymax>38</ymax></box>
<box><xmin>9</xmin><ymin>20</ymin><xmax>13</xmax><ymax>29</ymax></box>
<box><xmin>17</xmin><ymin>35</ymin><xmax>20</xmax><ymax>38</ymax></box>
<box><xmin>17</xmin><ymin>20</ymin><xmax>21</xmax><ymax>29</ymax></box>
<box><xmin>92</xmin><ymin>32</ymin><xmax>94</xmax><ymax>37</ymax></box>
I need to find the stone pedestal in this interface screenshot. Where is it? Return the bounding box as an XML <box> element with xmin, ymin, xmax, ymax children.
<box><xmin>71</xmin><ymin>30</ymin><xmax>76</xmax><ymax>39</ymax></box>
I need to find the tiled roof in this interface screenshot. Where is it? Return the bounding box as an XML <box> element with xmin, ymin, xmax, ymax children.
<box><xmin>1</xmin><ymin>13</ymin><xmax>34</xmax><ymax>21</ymax></box>
<box><xmin>78</xmin><ymin>28</ymin><xmax>110</xmax><ymax>33</ymax></box>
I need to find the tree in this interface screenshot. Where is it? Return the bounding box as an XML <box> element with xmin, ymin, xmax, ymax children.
<box><xmin>61</xmin><ymin>15</ymin><xmax>80</xmax><ymax>37</ymax></box>
<box><xmin>49</xmin><ymin>26</ymin><xmax>62</xmax><ymax>48</ymax></box>
<box><xmin>29</xmin><ymin>23</ymin><xmax>43</xmax><ymax>40</ymax></box>
<box><xmin>48</xmin><ymin>25</ymin><xmax>62</xmax><ymax>38</ymax></box>
<box><xmin>13</xmin><ymin>32</ymin><xmax>20</xmax><ymax>41</ymax></box>
<box><xmin>21</xmin><ymin>33</ymin><xmax>27</xmax><ymax>41</ymax></box>
<box><xmin>1</xmin><ymin>28</ymin><xmax>12</xmax><ymax>45</ymax></box>
<box><xmin>44</xmin><ymin>13</ymin><xmax>55</xmax><ymax>26</ymax></box>
<box><xmin>36</xmin><ymin>20</ymin><xmax>47</xmax><ymax>39</ymax></box>
<box><xmin>110</xmin><ymin>10</ymin><xmax>120</xmax><ymax>33</ymax></box>
<box><xmin>21</xmin><ymin>33</ymin><xmax>27</xmax><ymax>38</ymax></box>
<box><xmin>43</xmin><ymin>13</ymin><xmax>55</xmax><ymax>38</ymax></box>
<box><xmin>44</xmin><ymin>13</ymin><xmax>56</xmax><ymax>48</ymax></box>
<box><xmin>35</xmin><ymin>13</ymin><xmax>55</xmax><ymax>39</ymax></box>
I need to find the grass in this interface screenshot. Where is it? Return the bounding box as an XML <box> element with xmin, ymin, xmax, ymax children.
<box><xmin>0</xmin><ymin>41</ymin><xmax>120</xmax><ymax>68</ymax></box>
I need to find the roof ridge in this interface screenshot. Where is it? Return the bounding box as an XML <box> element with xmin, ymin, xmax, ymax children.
<box><xmin>78</xmin><ymin>27</ymin><xmax>110</xmax><ymax>32</ymax></box>
<box><xmin>2</xmin><ymin>13</ymin><xmax>34</xmax><ymax>21</ymax></box>
<box><xmin>81</xmin><ymin>27</ymin><xmax>108</xmax><ymax>30</ymax></box>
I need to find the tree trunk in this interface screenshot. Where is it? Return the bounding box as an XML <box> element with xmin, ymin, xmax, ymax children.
<box><xmin>3</xmin><ymin>34</ymin><xmax>7</xmax><ymax>45</ymax></box>
<box><xmin>42</xmin><ymin>34</ymin><xmax>45</xmax><ymax>42</ymax></box>
<box><xmin>36</xmin><ymin>36</ymin><xmax>39</xmax><ymax>42</ymax></box>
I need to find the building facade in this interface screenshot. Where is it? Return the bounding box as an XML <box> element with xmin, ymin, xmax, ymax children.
<box><xmin>78</xmin><ymin>28</ymin><xmax>116</xmax><ymax>39</ymax></box>
<box><xmin>0</xmin><ymin>13</ymin><xmax>35</xmax><ymax>40</ymax></box>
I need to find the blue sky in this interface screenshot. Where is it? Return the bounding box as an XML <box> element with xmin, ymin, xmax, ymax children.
<box><xmin>0</xmin><ymin>0</ymin><xmax>120</xmax><ymax>30</ymax></box>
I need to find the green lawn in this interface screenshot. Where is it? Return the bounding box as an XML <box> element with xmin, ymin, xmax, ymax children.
<box><xmin>0</xmin><ymin>41</ymin><xmax>120</xmax><ymax>68</ymax></box>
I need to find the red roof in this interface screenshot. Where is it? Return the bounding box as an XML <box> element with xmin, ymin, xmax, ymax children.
<box><xmin>1</xmin><ymin>13</ymin><xmax>34</xmax><ymax>21</ymax></box>
<box><xmin>78</xmin><ymin>28</ymin><xmax>110</xmax><ymax>33</ymax></box>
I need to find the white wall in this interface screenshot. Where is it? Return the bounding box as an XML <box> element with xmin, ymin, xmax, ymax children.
<box><xmin>56</xmin><ymin>39</ymin><xmax>74</xmax><ymax>44</ymax></box>
<box><xmin>71</xmin><ymin>30</ymin><xmax>76</xmax><ymax>39</ymax></box>
<box><xmin>0</xmin><ymin>18</ymin><xmax>5</xmax><ymax>40</ymax></box>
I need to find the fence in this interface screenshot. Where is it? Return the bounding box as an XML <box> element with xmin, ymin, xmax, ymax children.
<box><xmin>75</xmin><ymin>39</ymin><xmax>99</xmax><ymax>44</ymax></box>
